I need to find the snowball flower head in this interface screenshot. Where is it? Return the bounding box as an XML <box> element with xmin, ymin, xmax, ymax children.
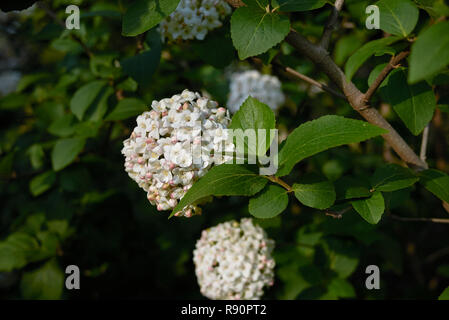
<box><xmin>159</xmin><ymin>0</ymin><xmax>231</xmax><ymax>41</ymax></box>
<box><xmin>121</xmin><ymin>89</ymin><xmax>234</xmax><ymax>218</ymax></box>
<box><xmin>193</xmin><ymin>218</ymin><xmax>275</xmax><ymax>300</ymax></box>
<box><xmin>227</xmin><ymin>70</ymin><xmax>285</xmax><ymax>113</ymax></box>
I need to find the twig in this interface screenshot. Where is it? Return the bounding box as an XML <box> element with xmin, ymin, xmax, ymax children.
<box><xmin>390</xmin><ymin>214</ymin><xmax>449</xmax><ymax>224</ymax></box>
<box><xmin>273</xmin><ymin>62</ymin><xmax>346</xmax><ymax>100</ymax></box>
<box><xmin>325</xmin><ymin>206</ymin><xmax>352</xmax><ymax>219</ymax></box>
<box><xmin>266</xmin><ymin>176</ymin><xmax>293</xmax><ymax>192</ymax></box>
<box><xmin>320</xmin><ymin>0</ymin><xmax>345</xmax><ymax>50</ymax></box>
<box><xmin>420</xmin><ymin>124</ymin><xmax>430</xmax><ymax>162</ymax></box>
<box><xmin>425</xmin><ymin>246</ymin><xmax>449</xmax><ymax>264</ymax></box>
<box><xmin>364</xmin><ymin>51</ymin><xmax>410</xmax><ymax>103</ymax></box>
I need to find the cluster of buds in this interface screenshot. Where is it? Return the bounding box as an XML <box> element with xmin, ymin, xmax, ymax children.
<box><xmin>122</xmin><ymin>90</ymin><xmax>234</xmax><ymax>217</ymax></box>
<box><xmin>193</xmin><ymin>218</ymin><xmax>275</xmax><ymax>299</ymax></box>
<box><xmin>159</xmin><ymin>0</ymin><xmax>232</xmax><ymax>41</ymax></box>
<box><xmin>227</xmin><ymin>70</ymin><xmax>285</xmax><ymax>113</ymax></box>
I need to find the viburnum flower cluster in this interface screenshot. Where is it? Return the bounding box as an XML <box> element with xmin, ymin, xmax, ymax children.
<box><xmin>193</xmin><ymin>218</ymin><xmax>275</xmax><ymax>300</ymax></box>
<box><xmin>121</xmin><ymin>90</ymin><xmax>234</xmax><ymax>217</ymax></box>
<box><xmin>227</xmin><ymin>70</ymin><xmax>285</xmax><ymax>113</ymax></box>
<box><xmin>159</xmin><ymin>0</ymin><xmax>231</xmax><ymax>41</ymax></box>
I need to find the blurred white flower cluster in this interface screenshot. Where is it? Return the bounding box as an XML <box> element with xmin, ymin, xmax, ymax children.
<box><xmin>193</xmin><ymin>218</ymin><xmax>275</xmax><ymax>300</ymax></box>
<box><xmin>227</xmin><ymin>70</ymin><xmax>285</xmax><ymax>113</ymax></box>
<box><xmin>121</xmin><ymin>89</ymin><xmax>234</xmax><ymax>217</ymax></box>
<box><xmin>159</xmin><ymin>0</ymin><xmax>231</xmax><ymax>41</ymax></box>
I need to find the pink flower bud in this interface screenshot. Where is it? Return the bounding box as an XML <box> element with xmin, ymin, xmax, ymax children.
<box><xmin>137</xmin><ymin>157</ymin><xmax>144</xmax><ymax>164</ymax></box>
<box><xmin>157</xmin><ymin>204</ymin><xmax>163</xmax><ymax>211</ymax></box>
<box><xmin>146</xmin><ymin>173</ymin><xmax>153</xmax><ymax>179</ymax></box>
<box><xmin>162</xmin><ymin>111</ymin><xmax>168</xmax><ymax>116</ymax></box>
<box><xmin>169</xmin><ymin>162</ymin><xmax>176</xmax><ymax>170</ymax></box>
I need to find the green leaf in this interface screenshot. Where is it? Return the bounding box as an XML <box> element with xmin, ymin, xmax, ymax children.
<box><xmin>351</xmin><ymin>191</ymin><xmax>385</xmax><ymax>224</ymax></box>
<box><xmin>345</xmin><ymin>37</ymin><xmax>399</xmax><ymax>80</ymax></box>
<box><xmin>51</xmin><ymin>137</ymin><xmax>86</xmax><ymax>171</ymax></box>
<box><xmin>249</xmin><ymin>184</ymin><xmax>288</xmax><ymax>218</ymax></box>
<box><xmin>371</xmin><ymin>164</ymin><xmax>418</xmax><ymax>192</ymax></box>
<box><xmin>327</xmin><ymin>278</ymin><xmax>356</xmax><ymax>298</ymax></box>
<box><xmin>419</xmin><ymin>169</ymin><xmax>449</xmax><ymax>203</ymax></box>
<box><xmin>231</xmin><ymin>1</ymin><xmax>290</xmax><ymax>60</ymax></box>
<box><xmin>16</xmin><ymin>73</ymin><xmax>52</xmax><ymax>92</ymax></box>
<box><xmin>70</xmin><ymin>80</ymin><xmax>107</xmax><ymax>121</ymax></box>
<box><xmin>29</xmin><ymin>171</ymin><xmax>56</xmax><ymax>197</ymax></box>
<box><xmin>106</xmin><ymin>98</ymin><xmax>148</xmax><ymax>121</ymax></box>
<box><xmin>272</xmin><ymin>0</ymin><xmax>326</xmax><ymax>12</ymax></box>
<box><xmin>229</xmin><ymin>96</ymin><xmax>276</xmax><ymax>158</ymax></box>
<box><xmin>0</xmin><ymin>233</ymin><xmax>39</xmax><ymax>272</ymax></box>
<box><xmin>48</xmin><ymin>114</ymin><xmax>76</xmax><ymax>137</ymax></box>
<box><xmin>385</xmin><ymin>68</ymin><xmax>436</xmax><ymax>135</ymax></box>
<box><xmin>293</xmin><ymin>174</ymin><xmax>336</xmax><ymax>209</ymax></box>
<box><xmin>276</xmin><ymin>115</ymin><xmax>387</xmax><ymax>177</ymax></box>
<box><xmin>121</xmin><ymin>29</ymin><xmax>162</xmax><ymax>85</ymax></box>
<box><xmin>122</xmin><ymin>0</ymin><xmax>180</xmax><ymax>36</ymax></box>
<box><xmin>409</xmin><ymin>21</ymin><xmax>449</xmax><ymax>83</ymax></box>
<box><xmin>20</xmin><ymin>259</ymin><xmax>64</xmax><ymax>300</ymax></box>
<box><xmin>439</xmin><ymin>286</ymin><xmax>449</xmax><ymax>300</ymax></box>
<box><xmin>170</xmin><ymin>165</ymin><xmax>268</xmax><ymax>217</ymax></box>
<box><xmin>376</xmin><ymin>0</ymin><xmax>419</xmax><ymax>37</ymax></box>
<box><xmin>27</xmin><ymin>144</ymin><xmax>45</xmax><ymax>169</ymax></box>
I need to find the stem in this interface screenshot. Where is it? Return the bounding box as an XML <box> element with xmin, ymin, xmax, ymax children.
<box><xmin>420</xmin><ymin>124</ymin><xmax>430</xmax><ymax>162</ymax></box>
<box><xmin>364</xmin><ymin>51</ymin><xmax>410</xmax><ymax>103</ymax></box>
<box><xmin>266</xmin><ymin>176</ymin><xmax>293</xmax><ymax>192</ymax></box>
<box><xmin>320</xmin><ymin>0</ymin><xmax>345</xmax><ymax>50</ymax></box>
<box><xmin>273</xmin><ymin>62</ymin><xmax>346</xmax><ymax>100</ymax></box>
<box><xmin>390</xmin><ymin>214</ymin><xmax>449</xmax><ymax>224</ymax></box>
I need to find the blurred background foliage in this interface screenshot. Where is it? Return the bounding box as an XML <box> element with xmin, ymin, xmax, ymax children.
<box><xmin>0</xmin><ymin>0</ymin><xmax>449</xmax><ymax>300</ymax></box>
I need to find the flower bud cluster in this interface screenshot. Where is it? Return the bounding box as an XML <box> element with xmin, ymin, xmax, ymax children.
<box><xmin>159</xmin><ymin>0</ymin><xmax>231</xmax><ymax>41</ymax></box>
<box><xmin>193</xmin><ymin>218</ymin><xmax>275</xmax><ymax>300</ymax></box>
<box><xmin>227</xmin><ymin>70</ymin><xmax>285</xmax><ymax>113</ymax></box>
<box><xmin>122</xmin><ymin>89</ymin><xmax>234</xmax><ymax>217</ymax></box>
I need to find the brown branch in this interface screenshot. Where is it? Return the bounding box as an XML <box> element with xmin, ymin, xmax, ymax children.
<box><xmin>285</xmin><ymin>30</ymin><xmax>427</xmax><ymax>170</ymax></box>
<box><xmin>364</xmin><ymin>51</ymin><xmax>410</xmax><ymax>103</ymax></box>
<box><xmin>320</xmin><ymin>0</ymin><xmax>345</xmax><ymax>50</ymax></box>
<box><xmin>390</xmin><ymin>214</ymin><xmax>449</xmax><ymax>224</ymax></box>
<box><xmin>273</xmin><ymin>62</ymin><xmax>346</xmax><ymax>100</ymax></box>
<box><xmin>225</xmin><ymin>1</ymin><xmax>428</xmax><ymax>170</ymax></box>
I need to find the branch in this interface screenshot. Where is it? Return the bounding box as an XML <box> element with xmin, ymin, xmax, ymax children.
<box><xmin>420</xmin><ymin>124</ymin><xmax>430</xmax><ymax>162</ymax></box>
<box><xmin>390</xmin><ymin>214</ymin><xmax>449</xmax><ymax>224</ymax></box>
<box><xmin>364</xmin><ymin>51</ymin><xmax>410</xmax><ymax>103</ymax></box>
<box><xmin>273</xmin><ymin>62</ymin><xmax>346</xmax><ymax>100</ymax></box>
<box><xmin>285</xmin><ymin>30</ymin><xmax>428</xmax><ymax>170</ymax></box>
<box><xmin>320</xmin><ymin>0</ymin><xmax>345</xmax><ymax>50</ymax></box>
<box><xmin>224</xmin><ymin>1</ymin><xmax>428</xmax><ymax>170</ymax></box>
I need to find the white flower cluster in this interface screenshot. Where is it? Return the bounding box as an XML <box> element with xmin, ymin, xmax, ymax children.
<box><xmin>159</xmin><ymin>0</ymin><xmax>231</xmax><ymax>41</ymax></box>
<box><xmin>121</xmin><ymin>90</ymin><xmax>234</xmax><ymax>217</ymax></box>
<box><xmin>227</xmin><ymin>70</ymin><xmax>285</xmax><ymax>113</ymax></box>
<box><xmin>193</xmin><ymin>218</ymin><xmax>275</xmax><ymax>300</ymax></box>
